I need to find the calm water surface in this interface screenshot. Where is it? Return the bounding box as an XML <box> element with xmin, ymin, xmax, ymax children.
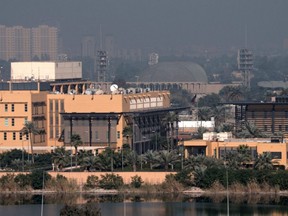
<box><xmin>0</xmin><ymin>193</ymin><xmax>287</xmax><ymax>216</ymax></box>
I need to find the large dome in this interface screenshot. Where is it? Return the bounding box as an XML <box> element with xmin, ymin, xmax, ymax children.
<box><xmin>140</xmin><ymin>62</ymin><xmax>208</xmax><ymax>83</ymax></box>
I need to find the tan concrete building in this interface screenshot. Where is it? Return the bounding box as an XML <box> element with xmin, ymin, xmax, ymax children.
<box><xmin>0</xmin><ymin>81</ymin><xmax>178</xmax><ymax>154</ymax></box>
<box><xmin>183</xmin><ymin>138</ymin><xmax>288</xmax><ymax>168</ymax></box>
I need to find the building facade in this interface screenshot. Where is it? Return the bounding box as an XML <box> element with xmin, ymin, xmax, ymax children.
<box><xmin>0</xmin><ymin>82</ymin><xmax>177</xmax><ymax>154</ymax></box>
<box><xmin>0</xmin><ymin>25</ymin><xmax>58</xmax><ymax>61</ymax></box>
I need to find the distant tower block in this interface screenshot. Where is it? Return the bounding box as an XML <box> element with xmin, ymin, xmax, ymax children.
<box><xmin>237</xmin><ymin>49</ymin><xmax>253</xmax><ymax>88</ymax></box>
<box><xmin>97</xmin><ymin>50</ymin><xmax>108</xmax><ymax>82</ymax></box>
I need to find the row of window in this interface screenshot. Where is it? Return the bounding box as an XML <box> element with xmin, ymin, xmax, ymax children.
<box><xmin>4</xmin><ymin>118</ymin><xmax>27</xmax><ymax>126</ymax></box>
<box><xmin>250</xmin><ymin>111</ymin><xmax>288</xmax><ymax>118</ymax></box>
<box><xmin>3</xmin><ymin>104</ymin><xmax>28</xmax><ymax>112</ymax></box>
<box><xmin>3</xmin><ymin>132</ymin><xmax>28</xmax><ymax>141</ymax></box>
<box><xmin>263</xmin><ymin>125</ymin><xmax>288</xmax><ymax>132</ymax></box>
<box><xmin>66</xmin><ymin>131</ymin><xmax>121</xmax><ymax>140</ymax></box>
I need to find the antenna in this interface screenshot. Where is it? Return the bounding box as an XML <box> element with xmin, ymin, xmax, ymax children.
<box><xmin>100</xmin><ymin>24</ymin><xmax>103</xmax><ymax>50</ymax></box>
<box><xmin>245</xmin><ymin>24</ymin><xmax>248</xmax><ymax>48</ymax></box>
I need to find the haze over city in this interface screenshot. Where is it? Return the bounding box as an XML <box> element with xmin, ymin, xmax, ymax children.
<box><xmin>1</xmin><ymin>0</ymin><xmax>288</xmax><ymax>55</ymax></box>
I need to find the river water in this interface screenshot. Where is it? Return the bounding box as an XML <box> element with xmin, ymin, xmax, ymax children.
<box><xmin>0</xmin><ymin>193</ymin><xmax>287</xmax><ymax>216</ymax></box>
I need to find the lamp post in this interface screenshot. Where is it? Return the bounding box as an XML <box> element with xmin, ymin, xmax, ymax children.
<box><xmin>224</xmin><ymin>143</ymin><xmax>229</xmax><ymax>216</ymax></box>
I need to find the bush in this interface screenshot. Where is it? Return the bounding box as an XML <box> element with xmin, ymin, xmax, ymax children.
<box><xmin>0</xmin><ymin>174</ymin><xmax>17</xmax><ymax>191</ymax></box>
<box><xmin>30</xmin><ymin>170</ymin><xmax>51</xmax><ymax>189</ymax></box>
<box><xmin>60</xmin><ymin>203</ymin><xmax>101</xmax><ymax>216</ymax></box>
<box><xmin>99</xmin><ymin>174</ymin><xmax>124</xmax><ymax>189</ymax></box>
<box><xmin>175</xmin><ymin>169</ymin><xmax>195</xmax><ymax>187</ymax></box>
<box><xmin>14</xmin><ymin>174</ymin><xmax>31</xmax><ymax>189</ymax></box>
<box><xmin>161</xmin><ymin>174</ymin><xmax>184</xmax><ymax>193</ymax></box>
<box><xmin>130</xmin><ymin>175</ymin><xmax>143</xmax><ymax>188</ymax></box>
<box><xmin>46</xmin><ymin>174</ymin><xmax>78</xmax><ymax>192</ymax></box>
<box><xmin>84</xmin><ymin>175</ymin><xmax>99</xmax><ymax>189</ymax></box>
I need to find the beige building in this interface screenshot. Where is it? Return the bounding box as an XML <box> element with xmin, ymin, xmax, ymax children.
<box><xmin>0</xmin><ymin>82</ymin><xmax>176</xmax><ymax>154</ymax></box>
<box><xmin>183</xmin><ymin>138</ymin><xmax>288</xmax><ymax>168</ymax></box>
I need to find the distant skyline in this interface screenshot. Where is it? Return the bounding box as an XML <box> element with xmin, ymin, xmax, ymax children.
<box><xmin>1</xmin><ymin>0</ymin><xmax>288</xmax><ymax>56</ymax></box>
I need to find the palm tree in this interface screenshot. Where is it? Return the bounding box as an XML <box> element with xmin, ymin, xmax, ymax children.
<box><xmin>20</xmin><ymin>121</ymin><xmax>40</xmax><ymax>164</ymax></box>
<box><xmin>52</xmin><ymin>147</ymin><xmax>70</xmax><ymax>171</ymax></box>
<box><xmin>122</xmin><ymin>125</ymin><xmax>133</xmax><ymax>147</ymax></box>
<box><xmin>162</xmin><ymin>112</ymin><xmax>179</xmax><ymax>151</ymax></box>
<box><xmin>143</xmin><ymin>150</ymin><xmax>158</xmax><ymax>170</ymax></box>
<box><xmin>155</xmin><ymin>150</ymin><xmax>179</xmax><ymax>170</ymax></box>
<box><xmin>70</xmin><ymin>134</ymin><xmax>83</xmax><ymax>167</ymax></box>
<box><xmin>254</xmin><ymin>152</ymin><xmax>274</xmax><ymax>170</ymax></box>
<box><xmin>125</xmin><ymin>150</ymin><xmax>138</xmax><ymax>172</ymax></box>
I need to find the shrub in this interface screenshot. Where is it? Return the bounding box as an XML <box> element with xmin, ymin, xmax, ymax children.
<box><xmin>175</xmin><ymin>169</ymin><xmax>195</xmax><ymax>187</ymax></box>
<box><xmin>99</xmin><ymin>173</ymin><xmax>124</xmax><ymax>189</ymax></box>
<box><xmin>84</xmin><ymin>175</ymin><xmax>99</xmax><ymax>189</ymax></box>
<box><xmin>14</xmin><ymin>174</ymin><xmax>31</xmax><ymax>189</ymax></box>
<box><xmin>30</xmin><ymin>170</ymin><xmax>51</xmax><ymax>189</ymax></box>
<box><xmin>0</xmin><ymin>174</ymin><xmax>17</xmax><ymax>191</ymax></box>
<box><xmin>130</xmin><ymin>175</ymin><xmax>143</xmax><ymax>188</ymax></box>
<box><xmin>60</xmin><ymin>203</ymin><xmax>101</xmax><ymax>216</ymax></box>
<box><xmin>46</xmin><ymin>174</ymin><xmax>78</xmax><ymax>192</ymax></box>
<box><xmin>161</xmin><ymin>174</ymin><xmax>184</xmax><ymax>193</ymax></box>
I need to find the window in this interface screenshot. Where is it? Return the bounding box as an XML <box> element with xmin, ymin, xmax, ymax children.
<box><xmin>11</xmin><ymin>118</ymin><xmax>15</xmax><ymax>126</ymax></box>
<box><xmin>117</xmin><ymin>131</ymin><xmax>120</xmax><ymax>139</ymax></box>
<box><xmin>24</xmin><ymin>118</ymin><xmax>28</xmax><ymax>124</ymax></box>
<box><xmin>24</xmin><ymin>103</ymin><xmax>28</xmax><ymax>112</ymax></box>
<box><xmin>4</xmin><ymin>132</ymin><xmax>7</xmax><ymax>140</ymax></box>
<box><xmin>279</xmin><ymin>125</ymin><xmax>282</xmax><ymax>131</ymax></box>
<box><xmin>11</xmin><ymin>104</ymin><xmax>14</xmax><ymax>112</ymax></box>
<box><xmin>4</xmin><ymin>104</ymin><xmax>8</xmax><ymax>112</ymax></box>
<box><xmin>19</xmin><ymin>132</ymin><xmax>23</xmax><ymax>140</ymax></box>
<box><xmin>4</xmin><ymin>118</ymin><xmax>8</xmax><ymax>126</ymax></box>
<box><xmin>26</xmin><ymin>134</ymin><xmax>29</xmax><ymax>140</ymax></box>
<box><xmin>270</xmin><ymin>152</ymin><xmax>282</xmax><ymax>159</ymax></box>
<box><xmin>12</xmin><ymin>132</ymin><xmax>16</xmax><ymax>140</ymax></box>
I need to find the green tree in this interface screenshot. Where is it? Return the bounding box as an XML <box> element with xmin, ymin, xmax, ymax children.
<box><xmin>155</xmin><ymin>150</ymin><xmax>179</xmax><ymax>170</ymax></box>
<box><xmin>254</xmin><ymin>152</ymin><xmax>274</xmax><ymax>170</ymax></box>
<box><xmin>99</xmin><ymin>173</ymin><xmax>124</xmax><ymax>189</ymax></box>
<box><xmin>125</xmin><ymin>150</ymin><xmax>138</xmax><ymax>172</ymax></box>
<box><xmin>20</xmin><ymin>122</ymin><xmax>40</xmax><ymax>163</ymax></box>
<box><xmin>143</xmin><ymin>150</ymin><xmax>157</xmax><ymax>170</ymax></box>
<box><xmin>52</xmin><ymin>147</ymin><xmax>70</xmax><ymax>171</ymax></box>
<box><xmin>70</xmin><ymin>134</ymin><xmax>83</xmax><ymax>167</ymax></box>
<box><xmin>130</xmin><ymin>175</ymin><xmax>144</xmax><ymax>188</ymax></box>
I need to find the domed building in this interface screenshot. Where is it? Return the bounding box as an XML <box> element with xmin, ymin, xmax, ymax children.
<box><xmin>139</xmin><ymin>62</ymin><xmax>208</xmax><ymax>83</ymax></box>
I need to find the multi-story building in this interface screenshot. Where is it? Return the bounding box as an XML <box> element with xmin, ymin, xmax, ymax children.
<box><xmin>31</xmin><ymin>25</ymin><xmax>58</xmax><ymax>61</ymax></box>
<box><xmin>0</xmin><ymin>25</ymin><xmax>31</xmax><ymax>61</ymax></box>
<box><xmin>0</xmin><ymin>25</ymin><xmax>58</xmax><ymax>61</ymax></box>
<box><xmin>81</xmin><ymin>36</ymin><xmax>96</xmax><ymax>58</ymax></box>
<box><xmin>0</xmin><ymin>81</ymin><xmax>179</xmax><ymax>154</ymax></box>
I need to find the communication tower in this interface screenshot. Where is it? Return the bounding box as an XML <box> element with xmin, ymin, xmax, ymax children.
<box><xmin>237</xmin><ymin>49</ymin><xmax>253</xmax><ymax>88</ymax></box>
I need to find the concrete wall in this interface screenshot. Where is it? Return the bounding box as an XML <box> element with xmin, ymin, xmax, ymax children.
<box><xmin>48</xmin><ymin>171</ymin><xmax>175</xmax><ymax>185</ymax></box>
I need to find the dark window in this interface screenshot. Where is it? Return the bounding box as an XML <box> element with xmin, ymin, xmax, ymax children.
<box><xmin>270</xmin><ymin>152</ymin><xmax>282</xmax><ymax>159</ymax></box>
<box><xmin>11</xmin><ymin>104</ymin><xmax>14</xmax><ymax>112</ymax></box>
<box><xmin>4</xmin><ymin>104</ymin><xmax>8</xmax><ymax>112</ymax></box>
<box><xmin>19</xmin><ymin>132</ymin><xmax>22</xmax><ymax>140</ymax></box>
<box><xmin>13</xmin><ymin>132</ymin><xmax>16</xmax><ymax>140</ymax></box>
<box><xmin>24</xmin><ymin>104</ymin><xmax>28</xmax><ymax>112</ymax></box>
<box><xmin>4</xmin><ymin>132</ymin><xmax>7</xmax><ymax>140</ymax></box>
<box><xmin>11</xmin><ymin>118</ymin><xmax>15</xmax><ymax>126</ymax></box>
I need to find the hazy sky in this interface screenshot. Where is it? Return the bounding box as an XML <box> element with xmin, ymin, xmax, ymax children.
<box><xmin>1</xmin><ymin>0</ymin><xmax>288</xmax><ymax>55</ymax></box>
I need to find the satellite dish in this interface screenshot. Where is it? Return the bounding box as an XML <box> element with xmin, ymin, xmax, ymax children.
<box><xmin>110</xmin><ymin>84</ymin><xmax>118</xmax><ymax>92</ymax></box>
